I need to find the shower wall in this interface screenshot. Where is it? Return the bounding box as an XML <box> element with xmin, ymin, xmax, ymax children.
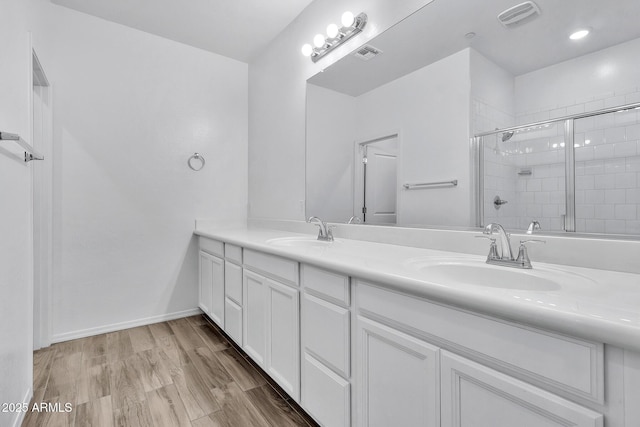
<box><xmin>477</xmin><ymin>38</ymin><xmax>640</xmax><ymax>235</ymax></box>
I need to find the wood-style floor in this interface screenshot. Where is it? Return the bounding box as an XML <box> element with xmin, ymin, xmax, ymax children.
<box><xmin>23</xmin><ymin>315</ymin><xmax>317</xmax><ymax>427</ymax></box>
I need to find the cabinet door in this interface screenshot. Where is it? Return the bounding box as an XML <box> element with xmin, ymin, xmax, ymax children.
<box><xmin>266</xmin><ymin>279</ymin><xmax>300</xmax><ymax>401</ymax></box>
<box><xmin>356</xmin><ymin>316</ymin><xmax>440</xmax><ymax>427</ymax></box>
<box><xmin>440</xmin><ymin>351</ymin><xmax>603</xmax><ymax>427</ymax></box>
<box><xmin>243</xmin><ymin>270</ymin><xmax>266</xmax><ymax>366</ymax></box>
<box><xmin>199</xmin><ymin>251</ymin><xmax>224</xmax><ymax>327</ymax></box>
<box><xmin>224</xmin><ymin>261</ymin><xmax>242</xmax><ymax>304</ymax></box>
<box><xmin>225</xmin><ymin>297</ymin><xmax>242</xmax><ymax>345</ymax></box>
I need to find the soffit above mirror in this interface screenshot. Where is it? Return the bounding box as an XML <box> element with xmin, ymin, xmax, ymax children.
<box><xmin>309</xmin><ymin>0</ymin><xmax>640</xmax><ymax>96</ymax></box>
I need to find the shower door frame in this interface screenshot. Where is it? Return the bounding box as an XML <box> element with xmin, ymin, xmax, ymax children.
<box><xmin>474</xmin><ymin>101</ymin><xmax>640</xmax><ymax>232</ymax></box>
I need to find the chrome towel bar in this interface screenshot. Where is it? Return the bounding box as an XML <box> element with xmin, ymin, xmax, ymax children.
<box><xmin>403</xmin><ymin>180</ymin><xmax>458</xmax><ymax>190</ymax></box>
<box><xmin>0</xmin><ymin>132</ymin><xmax>44</xmax><ymax>162</ymax></box>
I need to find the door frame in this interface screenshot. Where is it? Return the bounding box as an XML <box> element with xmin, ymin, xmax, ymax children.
<box><xmin>352</xmin><ymin>131</ymin><xmax>401</xmax><ymax>224</ymax></box>
<box><xmin>31</xmin><ymin>47</ymin><xmax>53</xmax><ymax>349</ymax></box>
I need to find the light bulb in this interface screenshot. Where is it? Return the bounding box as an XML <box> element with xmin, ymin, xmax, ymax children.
<box><xmin>301</xmin><ymin>44</ymin><xmax>313</xmax><ymax>57</ymax></box>
<box><xmin>326</xmin><ymin>23</ymin><xmax>339</xmax><ymax>39</ymax></box>
<box><xmin>569</xmin><ymin>29</ymin><xmax>589</xmax><ymax>40</ymax></box>
<box><xmin>313</xmin><ymin>34</ymin><xmax>326</xmax><ymax>48</ymax></box>
<box><xmin>341</xmin><ymin>11</ymin><xmax>355</xmax><ymax>27</ymax></box>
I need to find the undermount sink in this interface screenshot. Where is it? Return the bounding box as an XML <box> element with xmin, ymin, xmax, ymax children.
<box><xmin>404</xmin><ymin>257</ymin><xmax>591</xmax><ymax>291</ymax></box>
<box><xmin>266</xmin><ymin>236</ymin><xmax>339</xmax><ymax>248</ymax></box>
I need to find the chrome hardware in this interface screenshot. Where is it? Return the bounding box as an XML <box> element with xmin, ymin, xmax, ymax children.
<box><xmin>347</xmin><ymin>216</ymin><xmax>362</xmax><ymax>224</ymax></box>
<box><xmin>483</xmin><ymin>223</ymin><xmax>513</xmax><ymax>260</ymax></box>
<box><xmin>307</xmin><ymin>216</ymin><xmax>334</xmax><ymax>241</ymax></box>
<box><xmin>0</xmin><ymin>131</ymin><xmax>44</xmax><ymax>162</ymax></box>
<box><xmin>493</xmin><ymin>195</ymin><xmax>508</xmax><ymax>210</ymax></box>
<box><xmin>526</xmin><ymin>220</ymin><xmax>541</xmax><ymax>234</ymax></box>
<box><xmin>481</xmin><ymin>223</ymin><xmax>544</xmax><ymax>269</ymax></box>
<box><xmin>403</xmin><ymin>179</ymin><xmax>457</xmax><ymax>190</ymax></box>
<box><xmin>515</xmin><ymin>239</ymin><xmax>546</xmax><ymax>269</ymax></box>
<box><xmin>475</xmin><ymin>235</ymin><xmax>499</xmax><ymax>260</ymax></box>
<box><xmin>187</xmin><ymin>153</ymin><xmax>205</xmax><ymax>171</ymax></box>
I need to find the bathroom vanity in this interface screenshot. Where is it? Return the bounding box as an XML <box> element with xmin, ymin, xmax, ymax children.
<box><xmin>195</xmin><ymin>226</ymin><xmax>640</xmax><ymax>427</ymax></box>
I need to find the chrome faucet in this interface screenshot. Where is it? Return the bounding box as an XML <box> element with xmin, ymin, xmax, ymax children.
<box><xmin>526</xmin><ymin>220</ymin><xmax>541</xmax><ymax>234</ymax></box>
<box><xmin>480</xmin><ymin>223</ymin><xmax>545</xmax><ymax>269</ymax></box>
<box><xmin>307</xmin><ymin>216</ymin><xmax>334</xmax><ymax>241</ymax></box>
<box><xmin>347</xmin><ymin>216</ymin><xmax>362</xmax><ymax>224</ymax></box>
<box><xmin>483</xmin><ymin>223</ymin><xmax>514</xmax><ymax>261</ymax></box>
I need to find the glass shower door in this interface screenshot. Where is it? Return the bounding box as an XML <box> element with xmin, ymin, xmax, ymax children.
<box><xmin>482</xmin><ymin>121</ymin><xmax>567</xmax><ymax>232</ymax></box>
<box><xmin>574</xmin><ymin>110</ymin><xmax>640</xmax><ymax>234</ymax></box>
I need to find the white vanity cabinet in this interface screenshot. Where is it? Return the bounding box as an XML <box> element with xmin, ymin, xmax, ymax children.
<box><xmin>301</xmin><ymin>265</ymin><xmax>352</xmax><ymax>427</ymax></box>
<box><xmin>196</xmin><ymin>231</ymin><xmax>640</xmax><ymax>427</ymax></box>
<box><xmin>440</xmin><ymin>351</ymin><xmax>602</xmax><ymax>427</ymax></box>
<box><xmin>224</xmin><ymin>243</ymin><xmax>243</xmax><ymax>345</ymax></box>
<box><xmin>243</xmin><ymin>249</ymin><xmax>300</xmax><ymax>401</ymax></box>
<box><xmin>198</xmin><ymin>237</ymin><xmax>225</xmax><ymax>328</ymax></box>
<box><xmin>357</xmin><ymin>316</ymin><xmax>440</xmax><ymax>427</ymax></box>
<box><xmin>355</xmin><ymin>281</ymin><xmax>605</xmax><ymax>427</ymax></box>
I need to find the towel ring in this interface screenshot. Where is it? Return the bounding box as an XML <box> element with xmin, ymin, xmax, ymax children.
<box><xmin>188</xmin><ymin>153</ymin><xmax>205</xmax><ymax>171</ymax></box>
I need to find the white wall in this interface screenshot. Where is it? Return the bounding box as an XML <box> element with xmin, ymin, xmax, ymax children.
<box><xmin>354</xmin><ymin>49</ymin><xmax>471</xmax><ymax>226</ymax></box>
<box><xmin>0</xmin><ymin>1</ymin><xmax>36</xmax><ymax>423</ymax></box>
<box><xmin>515</xmin><ymin>37</ymin><xmax>640</xmax><ymax>117</ymax></box>
<box><xmin>249</xmin><ymin>0</ymin><xmax>434</xmax><ymax>220</ymax></box>
<box><xmin>306</xmin><ymin>84</ymin><xmax>356</xmax><ymax>221</ymax></box>
<box><xmin>469</xmin><ymin>49</ymin><xmax>518</xmax><ymax>228</ymax></box>
<box><xmin>32</xmin><ymin>2</ymin><xmax>248</xmax><ymax>340</ymax></box>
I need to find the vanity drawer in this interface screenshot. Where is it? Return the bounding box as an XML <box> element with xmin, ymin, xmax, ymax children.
<box><xmin>243</xmin><ymin>249</ymin><xmax>299</xmax><ymax>287</ymax></box>
<box><xmin>301</xmin><ymin>265</ymin><xmax>350</xmax><ymax>307</ymax></box>
<box><xmin>225</xmin><ymin>297</ymin><xmax>242</xmax><ymax>345</ymax></box>
<box><xmin>356</xmin><ymin>281</ymin><xmax>604</xmax><ymax>403</ymax></box>
<box><xmin>199</xmin><ymin>237</ymin><xmax>224</xmax><ymax>257</ymax></box>
<box><xmin>225</xmin><ymin>243</ymin><xmax>242</xmax><ymax>265</ymax></box>
<box><xmin>302</xmin><ymin>292</ymin><xmax>350</xmax><ymax>378</ymax></box>
<box><xmin>225</xmin><ymin>261</ymin><xmax>242</xmax><ymax>305</ymax></box>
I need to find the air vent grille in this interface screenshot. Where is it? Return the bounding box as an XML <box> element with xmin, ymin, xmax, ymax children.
<box><xmin>354</xmin><ymin>45</ymin><xmax>382</xmax><ymax>61</ymax></box>
<box><xmin>497</xmin><ymin>1</ymin><xmax>541</xmax><ymax>28</ymax></box>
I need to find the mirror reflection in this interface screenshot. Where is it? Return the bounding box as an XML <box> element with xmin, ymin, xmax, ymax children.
<box><xmin>305</xmin><ymin>0</ymin><xmax>640</xmax><ymax>236</ymax></box>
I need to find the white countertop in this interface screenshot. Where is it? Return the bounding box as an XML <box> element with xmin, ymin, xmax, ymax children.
<box><xmin>195</xmin><ymin>226</ymin><xmax>640</xmax><ymax>352</ymax></box>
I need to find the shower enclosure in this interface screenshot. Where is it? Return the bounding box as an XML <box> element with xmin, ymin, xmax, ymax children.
<box><xmin>476</xmin><ymin>102</ymin><xmax>640</xmax><ymax>236</ymax></box>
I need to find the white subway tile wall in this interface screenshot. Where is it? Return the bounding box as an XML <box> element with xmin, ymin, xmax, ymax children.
<box><xmin>496</xmin><ymin>90</ymin><xmax>640</xmax><ymax>235</ymax></box>
<box><xmin>473</xmin><ymin>99</ymin><xmax>518</xmax><ymax>228</ymax></box>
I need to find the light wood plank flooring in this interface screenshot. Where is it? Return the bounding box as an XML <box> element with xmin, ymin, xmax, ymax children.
<box><xmin>23</xmin><ymin>315</ymin><xmax>318</xmax><ymax>427</ymax></box>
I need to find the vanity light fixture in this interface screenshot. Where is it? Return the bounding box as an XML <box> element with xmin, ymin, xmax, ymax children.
<box><xmin>301</xmin><ymin>11</ymin><xmax>368</xmax><ymax>63</ymax></box>
<box><xmin>569</xmin><ymin>29</ymin><xmax>590</xmax><ymax>40</ymax></box>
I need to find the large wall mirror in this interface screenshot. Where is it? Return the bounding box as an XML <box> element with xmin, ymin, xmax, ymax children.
<box><xmin>305</xmin><ymin>0</ymin><xmax>640</xmax><ymax>237</ymax></box>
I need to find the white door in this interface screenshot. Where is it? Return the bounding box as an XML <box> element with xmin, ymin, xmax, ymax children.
<box><xmin>440</xmin><ymin>351</ymin><xmax>603</xmax><ymax>427</ymax></box>
<box><xmin>357</xmin><ymin>316</ymin><xmax>440</xmax><ymax>427</ymax></box>
<box><xmin>358</xmin><ymin>135</ymin><xmax>398</xmax><ymax>224</ymax></box>
<box><xmin>266</xmin><ymin>279</ymin><xmax>300</xmax><ymax>401</ymax></box>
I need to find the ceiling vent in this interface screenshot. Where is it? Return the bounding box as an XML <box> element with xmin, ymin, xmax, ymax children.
<box><xmin>497</xmin><ymin>1</ymin><xmax>541</xmax><ymax>28</ymax></box>
<box><xmin>353</xmin><ymin>45</ymin><xmax>383</xmax><ymax>61</ymax></box>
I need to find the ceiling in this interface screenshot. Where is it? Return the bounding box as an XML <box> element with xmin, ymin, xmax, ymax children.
<box><xmin>309</xmin><ymin>0</ymin><xmax>640</xmax><ymax>96</ymax></box>
<box><xmin>51</xmin><ymin>0</ymin><xmax>315</xmax><ymax>63</ymax></box>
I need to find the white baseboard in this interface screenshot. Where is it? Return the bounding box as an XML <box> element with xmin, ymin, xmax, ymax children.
<box><xmin>11</xmin><ymin>387</ymin><xmax>32</xmax><ymax>427</ymax></box>
<box><xmin>51</xmin><ymin>308</ymin><xmax>203</xmax><ymax>343</ymax></box>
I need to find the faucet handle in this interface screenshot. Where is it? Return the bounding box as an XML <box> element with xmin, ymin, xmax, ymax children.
<box><xmin>516</xmin><ymin>239</ymin><xmax>545</xmax><ymax>268</ymax></box>
<box><xmin>519</xmin><ymin>239</ymin><xmax>546</xmax><ymax>245</ymax></box>
<box><xmin>476</xmin><ymin>235</ymin><xmax>499</xmax><ymax>260</ymax></box>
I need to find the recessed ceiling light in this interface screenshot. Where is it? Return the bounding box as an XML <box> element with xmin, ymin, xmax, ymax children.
<box><xmin>569</xmin><ymin>29</ymin><xmax>590</xmax><ymax>40</ymax></box>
